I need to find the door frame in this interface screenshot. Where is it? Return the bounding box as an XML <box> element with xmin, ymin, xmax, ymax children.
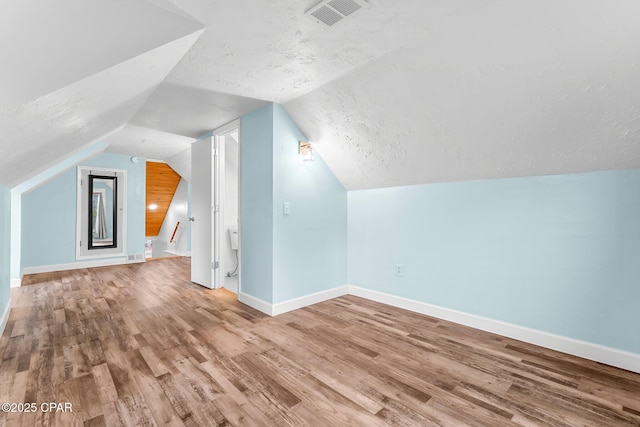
<box><xmin>211</xmin><ymin>119</ymin><xmax>240</xmax><ymax>291</ymax></box>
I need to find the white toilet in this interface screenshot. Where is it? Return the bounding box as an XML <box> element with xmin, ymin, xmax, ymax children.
<box><xmin>228</xmin><ymin>225</ymin><xmax>239</xmax><ymax>250</ymax></box>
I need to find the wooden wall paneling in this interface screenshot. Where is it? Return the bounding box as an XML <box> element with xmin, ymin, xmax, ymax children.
<box><xmin>145</xmin><ymin>162</ymin><xmax>181</xmax><ymax>237</ymax></box>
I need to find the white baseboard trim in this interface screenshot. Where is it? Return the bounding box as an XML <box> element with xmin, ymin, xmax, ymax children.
<box><xmin>272</xmin><ymin>286</ymin><xmax>350</xmax><ymax>316</ymax></box>
<box><xmin>238</xmin><ymin>285</ymin><xmax>640</xmax><ymax>373</ymax></box>
<box><xmin>164</xmin><ymin>250</ymin><xmax>188</xmax><ymax>257</ymax></box>
<box><xmin>0</xmin><ymin>297</ymin><xmax>11</xmax><ymax>337</ymax></box>
<box><xmin>10</xmin><ymin>278</ymin><xmax>21</xmax><ymax>288</ymax></box>
<box><xmin>238</xmin><ymin>285</ymin><xmax>350</xmax><ymax>317</ymax></box>
<box><xmin>238</xmin><ymin>284</ymin><xmax>640</xmax><ymax>373</ymax></box>
<box><xmin>347</xmin><ymin>285</ymin><xmax>640</xmax><ymax>374</ymax></box>
<box><xmin>238</xmin><ymin>292</ymin><xmax>273</xmax><ymax>316</ymax></box>
<box><xmin>22</xmin><ymin>257</ymin><xmax>143</xmax><ymax>276</ymax></box>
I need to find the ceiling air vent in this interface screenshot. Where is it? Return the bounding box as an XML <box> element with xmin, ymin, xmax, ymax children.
<box><xmin>306</xmin><ymin>0</ymin><xmax>368</xmax><ymax>27</ymax></box>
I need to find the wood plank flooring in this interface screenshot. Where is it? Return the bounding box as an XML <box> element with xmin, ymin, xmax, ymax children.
<box><xmin>2</xmin><ymin>257</ymin><xmax>640</xmax><ymax>426</ymax></box>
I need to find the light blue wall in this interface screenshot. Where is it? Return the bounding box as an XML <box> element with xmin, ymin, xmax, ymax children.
<box><xmin>0</xmin><ymin>185</ymin><xmax>11</xmax><ymax>321</ymax></box>
<box><xmin>348</xmin><ymin>170</ymin><xmax>640</xmax><ymax>354</ymax></box>
<box><xmin>10</xmin><ymin>142</ymin><xmax>108</xmax><ymax>280</ymax></box>
<box><xmin>240</xmin><ymin>104</ymin><xmax>275</xmax><ymax>303</ymax></box>
<box><xmin>240</xmin><ymin>104</ymin><xmax>348</xmax><ymax>304</ymax></box>
<box><xmin>272</xmin><ymin>104</ymin><xmax>347</xmax><ymax>303</ymax></box>
<box><xmin>21</xmin><ymin>153</ymin><xmax>146</xmax><ymax>269</ymax></box>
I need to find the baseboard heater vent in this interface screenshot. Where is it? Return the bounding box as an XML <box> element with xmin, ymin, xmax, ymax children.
<box><xmin>127</xmin><ymin>253</ymin><xmax>145</xmax><ymax>262</ymax></box>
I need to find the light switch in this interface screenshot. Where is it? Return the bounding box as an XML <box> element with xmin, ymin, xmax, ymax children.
<box><xmin>283</xmin><ymin>202</ymin><xmax>290</xmax><ymax>215</ymax></box>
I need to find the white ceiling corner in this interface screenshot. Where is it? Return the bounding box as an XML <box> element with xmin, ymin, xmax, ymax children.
<box><xmin>130</xmin><ymin>83</ymin><xmax>269</xmax><ymax>138</ymax></box>
<box><xmin>104</xmin><ymin>124</ymin><xmax>195</xmax><ymax>159</ymax></box>
<box><xmin>142</xmin><ymin>0</ymin><xmax>204</xmax><ymax>24</ymax></box>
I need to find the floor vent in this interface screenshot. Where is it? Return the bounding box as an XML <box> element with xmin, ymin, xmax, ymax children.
<box><xmin>127</xmin><ymin>253</ymin><xmax>145</xmax><ymax>262</ymax></box>
<box><xmin>306</xmin><ymin>0</ymin><xmax>368</xmax><ymax>26</ymax></box>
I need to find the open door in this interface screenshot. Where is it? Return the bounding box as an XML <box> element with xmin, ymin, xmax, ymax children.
<box><xmin>190</xmin><ymin>120</ymin><xmax>239</xmax><ymax>289</ymax></box>
<box><xmin>190</xmin><ymin>137</ymin><xmax>215</xmax><ymax>288</ymax></box>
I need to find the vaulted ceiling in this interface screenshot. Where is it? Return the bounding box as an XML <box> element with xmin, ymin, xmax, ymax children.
<box><xmin>3</xmin><ymin>0</ymin><xmax>640</xmax><ymax>190</ymax></box>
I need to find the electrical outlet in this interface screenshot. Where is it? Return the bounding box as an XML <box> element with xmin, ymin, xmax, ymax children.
<box><xmin>395</xmin><ymin>264</ymin><xmax>403</xmax><ymax>277</ymax></box>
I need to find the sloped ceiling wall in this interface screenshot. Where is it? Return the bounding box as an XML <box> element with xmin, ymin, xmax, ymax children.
<box><xmin>0</xmin><ymin>0</ymin><xmax>204</xmax><ymax>187</ymax></box>
<box><xmin>166</xmin><ymin>148</ymin><xmax>192</xmax><ymax>183</ymax></box>
<box><xmin>285</xmin><ymin>0</ymin><xmax>640</xmax><ymax>190</ymax></box>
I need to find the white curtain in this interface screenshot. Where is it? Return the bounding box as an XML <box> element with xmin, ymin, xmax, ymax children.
<box><xmin>94</xmin><ymin>193</ymin><xmax>108</xmax><ymax>239</ymax></box>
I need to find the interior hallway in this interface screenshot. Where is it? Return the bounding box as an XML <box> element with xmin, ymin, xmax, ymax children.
<box><xmin>1</xmin><ymin>258</ymin><xmax>639</xmax><ymax>426</ymax></box>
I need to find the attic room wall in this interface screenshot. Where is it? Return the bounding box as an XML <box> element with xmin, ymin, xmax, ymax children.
<box><xmin>21</xmin><ymin>153</ymin><xmax>146</xmax><ymax>272</ymax></box>
<box><xmin>348</xmin><ymin>169</ymin><xmax>640</xmax><ymax>356</ymax></box>
<box><xmin>239</xmin><ymin>104</ymin><xmax>348</xmax><ymax>308</ymax></box>
<box><xmin>240</xmin><ymin>104</ymin><xmax>275</xmax><ymax>303</ymax></box>
<box><xmin>0</xmin><ymin>185</ymin><xmax>11</xmax><ymax>332</ymax></box>
<box><xmin>271</xmin><ymin>104</ymin><xmax>347</xmax><ymax>303</ymax></box>
<box><xmin>8</xmin><ymin>142</ymin><xmax>110</xmax><ymax>284</ymax></box>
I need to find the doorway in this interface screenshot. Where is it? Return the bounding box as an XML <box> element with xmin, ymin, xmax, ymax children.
<box><xmin>144</xmin><ymin>161</ymin><xmax>185</xmax><ymax>260</ymax></box>
<box><xmin>221</xmin><ymin>129</ymin><xmax>239</xmax><ymax>293</ymax></box>
<box><xmin>190</xmin><ymin>120</ymin><xmax>240</xmax><ymax>292</ymax></box>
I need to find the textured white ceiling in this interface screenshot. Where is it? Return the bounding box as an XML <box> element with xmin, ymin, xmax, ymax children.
<box><xmin>104</xmin><ymin>124</ymin><xmax>195</xmax><ymax>160</ymax></box>
<box><xmin>130</xmin><ymin>83</ymin><xmax>268</xmax><ymax>138</ymax></box>
<box><xmin>286</xmin><ymin>0</ymin><xmax>640</xmax><ymax>189</ymax></box>
<box><xmin>0</xmin><ymin>0</ymin><xmax>204</xmax><ymax>187</ymax></box>
<box><xmin>4</xmin><ymin>0</ymin><xmax>640</xmax><ymax>190</ymax></box>
<box><xmin>160</xmin><ymin>0</ymin><xmax>432</xmax><ymax>103</ymax></box>
<box><xmin>0</xmin><ymin>31</ymin><xmax>202</xmax><ymax>187</ymax></box>
<box><xmin>0</xmin><ymin>0</ymin><xmax>203</xmax><ymax>110</ymax></box>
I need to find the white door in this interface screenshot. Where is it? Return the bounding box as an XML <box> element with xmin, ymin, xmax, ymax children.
<box><xmin>190</xmin><ymin>121</ymin><xmax>239</xmax><ymax>290</ymax></box>
<box><xmin>190</xmin><ymin>137</ymin><xmax>214</xmax><ymax>288</ymax></box>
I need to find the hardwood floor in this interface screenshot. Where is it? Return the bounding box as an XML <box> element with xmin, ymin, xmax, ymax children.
<box><xmin>2</xmin><ymin>258</ymin><xmax>640</xmax><ymax>426</ymax></box>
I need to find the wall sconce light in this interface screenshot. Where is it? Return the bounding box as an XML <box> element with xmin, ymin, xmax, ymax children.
<box><xmin>299</xmin><ymin>141</ymin><xmax>313</xmax><ymax>161</ymax></box>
